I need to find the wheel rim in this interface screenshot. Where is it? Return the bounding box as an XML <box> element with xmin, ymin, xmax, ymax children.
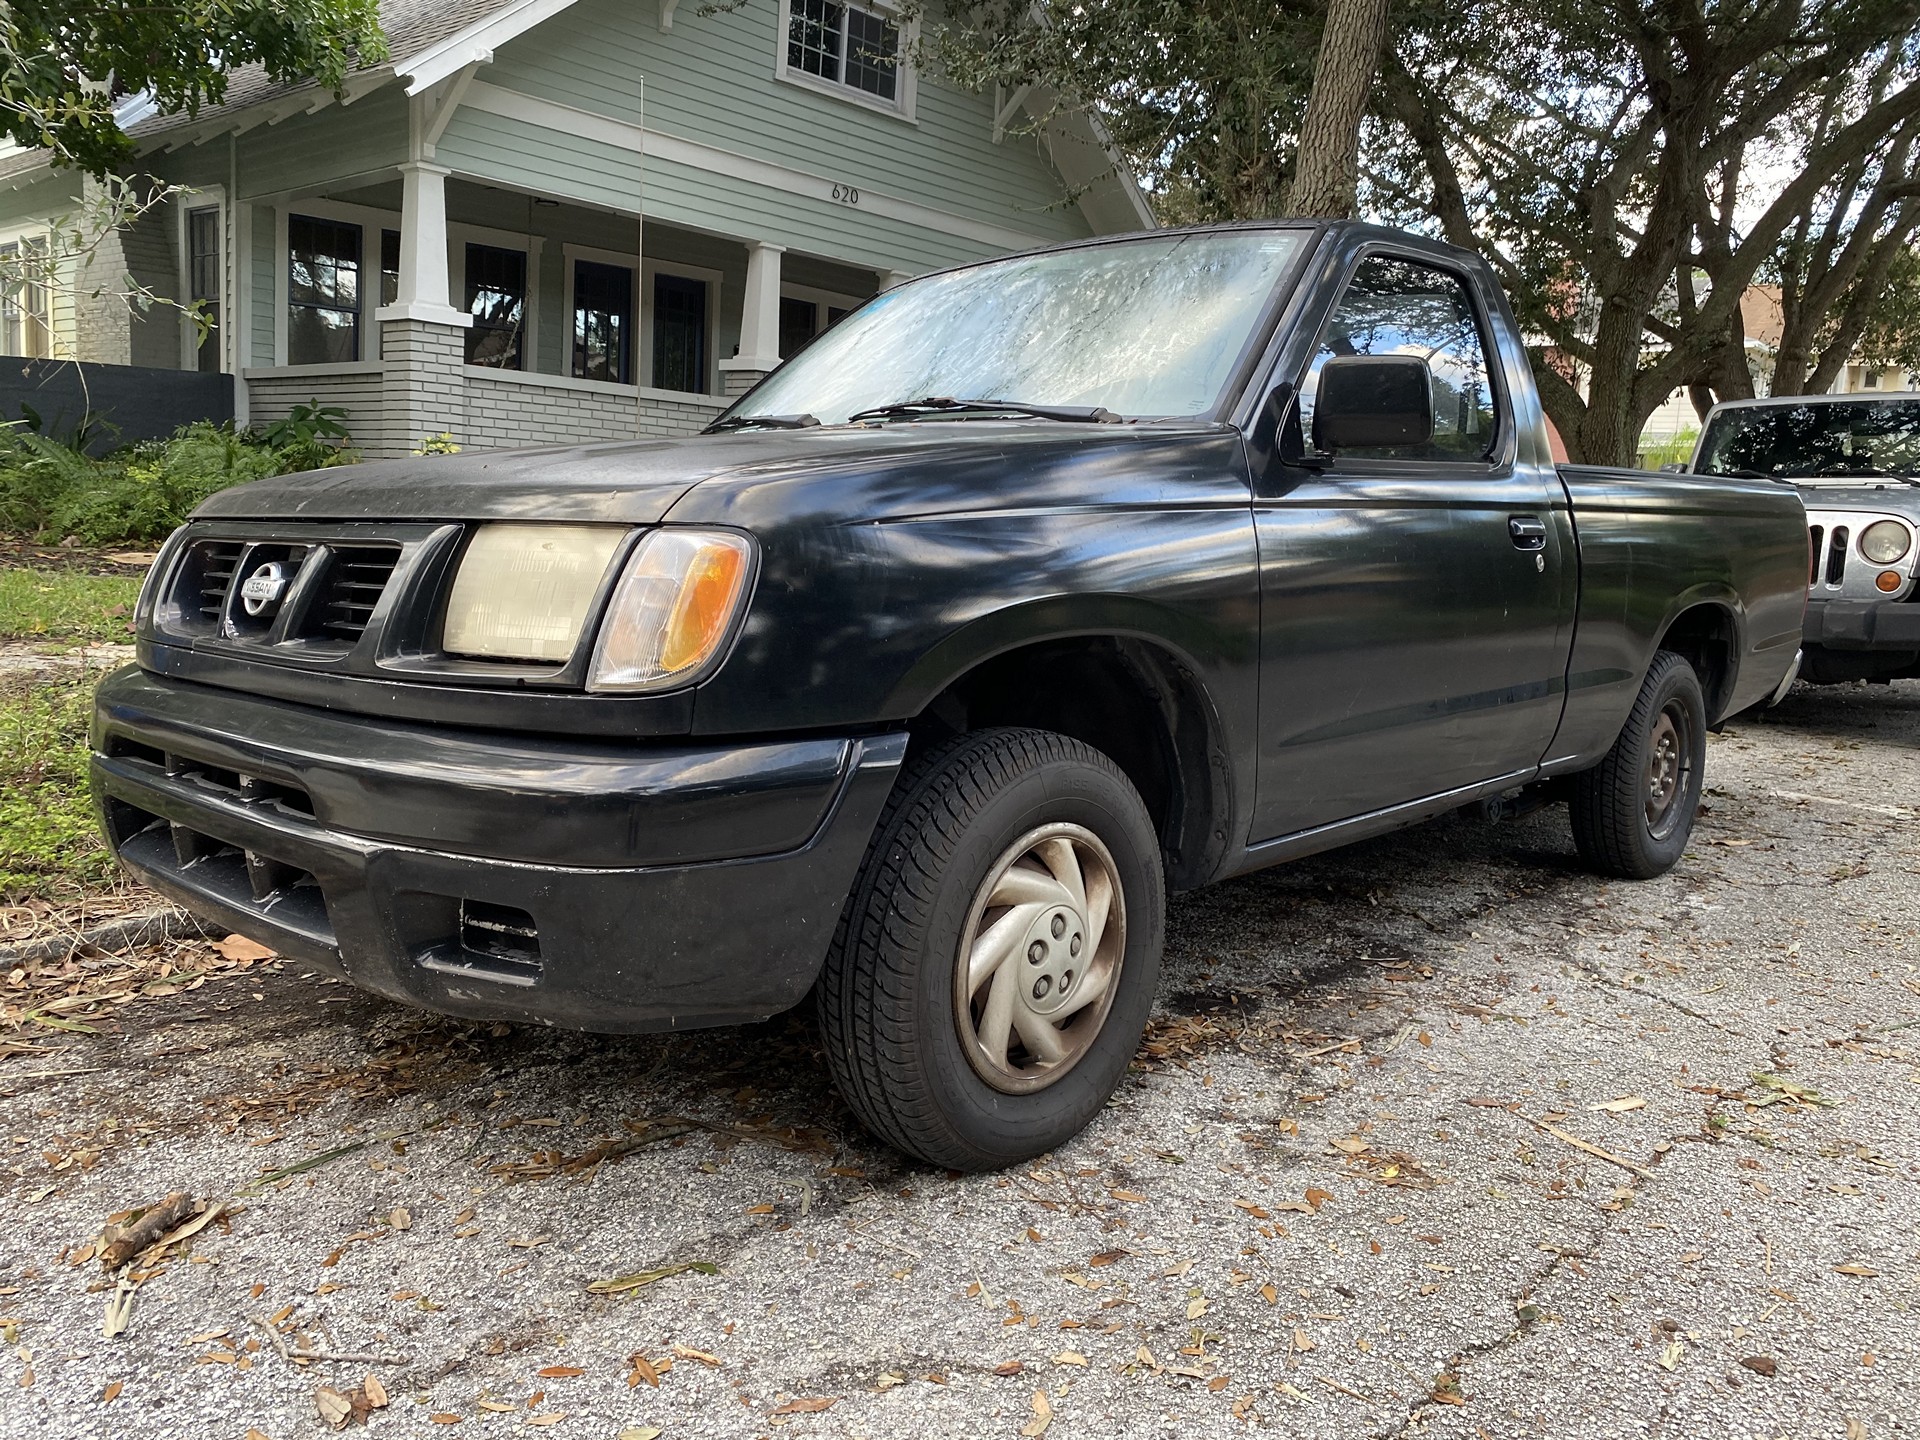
<box><xmin>1644</xmin><ymin>699</ymin><xmax>1694</xmax><ymax>840</ymax></box>
<box><xmin>953</xmin><ymin>822</ymin><xmax>1126</xmax><ymax>1096</ymax></box>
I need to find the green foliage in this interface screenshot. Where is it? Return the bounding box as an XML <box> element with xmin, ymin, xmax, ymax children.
<box><xmin>413</xmin><ymin>432</ymin><xmax>462</xmax><ymax>456</ymax></box>
<box><xmin>0</xmin><ymin>0</ymin><xmax>387</xmax><ymax>175</ymax></box>
<box><xmin>0</xmin><ymin>672</ymin><xmax>116</xmax><ymax>901</ymax></box>
<box><xmin>0</xmin><ymin>569</ymin><xmax>142</xmax><ymax>644</ymax></box>
<box><xmin>1637</xmin><ymin>430</ymin><xmax>1700</xmax><ymax>470</ymax></box>
<box><xmin>0</xmin><ymin>419</ymin><xmax>357</xmax><ymax>545</ymax></box>
<box><xmin>262</xmin><ymin>401</ymin><xmax>354</xmax><ymax>473</ymax></box>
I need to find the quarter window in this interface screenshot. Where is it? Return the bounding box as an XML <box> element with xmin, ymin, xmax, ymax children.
<box><xmin>1300</xmin><ymin>255</ymin><xmax>1500</xmax><ymax>461</ymax></box>
<box><xmin>465</xmin><ymin>243</ymin><xmax>527</xmax><ymax>369</ymax></box>
<box><xmin>287</xmin><ymin>214</ymin><xmax>361</xmax><ymax>365</ymax></box>
<box><xmin>573</xmin><ymin>259</ymin><xmax>633</xmax><ymax>384</ymax></box>
<box><xmin>786</xmin><ymin>0</ymin><xmax>901</xmax><ymax>103</ymax></box>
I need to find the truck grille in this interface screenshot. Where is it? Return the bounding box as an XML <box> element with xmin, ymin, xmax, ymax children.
<box><xmin>304</xmin><ymin>545</ymin><xmax>402</xmax><ymax>641</ymax></box>
<box><xmin>194</xmin><ymin>540</ymin><xmax>246</xmax><ymax>625</ymax></box>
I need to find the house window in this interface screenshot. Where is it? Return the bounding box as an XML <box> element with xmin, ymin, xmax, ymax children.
<box><xmin>465</xmin><ymin>243</ymin><xmax>527</xmax><ymax>369</ymax></box>
<box><xmin>1863</xmin><ymin>370</ymin><xmax>1880</xmax><ymax>390</ymax></box>
<box><xmin>652</xmin><ymin>273</ymin><xmax>708</xmax><ymax>393</ymax></box>
<box><xmin>787</xmin><ymin>0</ymin><xmax>900</xmax><ymax>102</ymax></box>
<box><xmin>573</xmin><ymin>259</ymin><xmax>633</xmax><ymax>384</ymax></box>
<box><xmin>779</xmin><ymin>295</ymin><xmax>818</xmax><ymax>359</ymax></box>
<box><xmin>187</xmin><ymin>206</ymin><xmax>221</xmax><ymax>373</ymax></box>
<box><xmin>380</xmin><ymin>229</ymin><xmax>401</xmax><ymax>307</ymax></box>
<box><xmin>0</xmin><ymin>237</ymin><xmax>52</xmax><ymax>359</ymax></box>
<box><xmin>288</xmin><ymin>214</ymin><xmax>362</xmax><ymax>364</ymax></box>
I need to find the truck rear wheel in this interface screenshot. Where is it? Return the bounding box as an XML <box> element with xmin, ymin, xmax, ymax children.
<box><xmin>1569</xmin><ymin>650</ymin><xmax>1706</xmax><ymax>879</ymax></box>
<box><xmin>817</xmin><ymin>727</ymin><xmax>1164</xmax><ymax>1171</ymax></box>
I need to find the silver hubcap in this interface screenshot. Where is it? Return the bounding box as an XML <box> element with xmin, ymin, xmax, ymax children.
<box><xmin>1644</xmin><ymin>702</ymin><xmax>1692</xmax><ymax>839</ymax></box>
<box><xmin>953</xmin><ymin>823</ymin><xmax>1125</xmax><ymax>1095</ymax></box>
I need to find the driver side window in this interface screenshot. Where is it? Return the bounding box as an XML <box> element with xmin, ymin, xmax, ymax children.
<box><xmin>1297</xmin><ymin>255</ymin><xmax>1501</xmax><ymax>462</ymax></box>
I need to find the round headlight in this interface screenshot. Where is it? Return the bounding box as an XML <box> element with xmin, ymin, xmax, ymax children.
<box><xmin>1859</xmin><ymin>519</ymin><xmax>1912</xmax><ymax>565</ymax></box>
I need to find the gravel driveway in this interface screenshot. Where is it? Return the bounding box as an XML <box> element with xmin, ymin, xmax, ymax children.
<box><xmin>4</xmin><ymin>680</ymin><xmax>1916</xmax><ymax>1440</ymax></box>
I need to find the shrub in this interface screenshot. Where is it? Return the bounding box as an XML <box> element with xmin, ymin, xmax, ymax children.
<box><xmin>0</xmin><ymin>413</ymin><xmax>357</xmax><ymax>545</ymax></box>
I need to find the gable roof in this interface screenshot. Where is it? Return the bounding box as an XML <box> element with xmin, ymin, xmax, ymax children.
<box><xmin>3</xmin><ymin>0</ymin><xmax>1152</xmax><ymax>230</ymax></box>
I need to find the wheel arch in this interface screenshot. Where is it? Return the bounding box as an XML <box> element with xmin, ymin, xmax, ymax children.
<box><xmin>899</xmin><ymin>607</ymin><xmax>1238</xmax><ymax>891</ymax></box>
<box><xmin>1652</xmin><ymin>594</ymin><xmax>1743</xmax><ymax>724</ymax></box>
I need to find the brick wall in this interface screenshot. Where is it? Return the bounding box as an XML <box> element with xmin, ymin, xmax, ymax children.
<box><xmin>247</xmin><ymin>365</ymin><xmax>385</xmax><ymax>454</ymax></box>
<box><xmin>465</xmin><ymin>370</ymin><xmax>726</xmax><ymax>450</ymax></box>
<box><xmin>244</xmin><ymin>331</ymin><xmax>726</xmax><ymax>459</ymax></box>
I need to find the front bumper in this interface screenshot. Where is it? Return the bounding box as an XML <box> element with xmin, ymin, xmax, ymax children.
<box><xmin>1803</xmin><ymin>599</ymin><xmax>1920</xmax><ymax>652</ymax></box>
<box><xmin>90</xmin><ymin>667</ymin><xmax>906</xmax><ymax>1033</ymax></box>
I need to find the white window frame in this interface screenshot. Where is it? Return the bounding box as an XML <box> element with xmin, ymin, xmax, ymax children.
<box><xmin>452</xmin><ymin>222</ymin><xmax>544</xmax><ymax>374</ymax></box>
<box><xmin>642</xmin><ymin>255</ymin><xmax>724</xmax><ymax>395</ymax></box>
<box><xmin>774</xmin><ymin>0</ymin><xmax>918</xmax><ymax>122</ymax></box>
<box><xmin>176</xmin><ymin>185</ymin><xmax>227</xmax><ymax>373</ymax></box>
<box><xmin>272</xmin><ymin>200</ymin><xmax>542</xmax><ymax>369</ymax></box>
<box><xmin>779</xmin><ymin>279</ymin><xmax>865</xmax><ymax>358</ymax></box>
<box><xmin>559</xmin><ymin>242</ymin><xmax>644</xmax><ymax>387</ymax></box>
<box><xmin>0</xmin><ymin>219</ymin><xmax>57</xmax><ymax>360</ymax></box>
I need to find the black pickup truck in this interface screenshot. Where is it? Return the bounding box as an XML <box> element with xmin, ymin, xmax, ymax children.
<box><xmin>93</xmin><ymin>222</ymin><xmax>1806</xmax><ymax>1170</ymax></box>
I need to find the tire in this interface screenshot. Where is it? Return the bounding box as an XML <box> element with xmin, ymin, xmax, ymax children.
<box><xmin>817</xmin><ymin>727</ymin><xmax>1165</xmax><ymax>1171</ymax></box>
<box><xmin>1569</xmin><ymin>650</ymin><xmax>1706</xmax><ymax>879</ymax></box>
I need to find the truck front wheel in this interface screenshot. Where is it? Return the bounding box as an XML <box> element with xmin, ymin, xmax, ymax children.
<box><xmin>817</xmin><ymin>728</ymin><xmax>1165</xmax><ymax>1171</ymax></box>
<box><xmin>1569</xmin><ymin>650</ymin><xmax>1706</xmax><ymax>879</ymax></box>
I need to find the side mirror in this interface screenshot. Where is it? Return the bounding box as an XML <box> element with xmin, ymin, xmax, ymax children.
<box><xmin>1312</xmin><ymin>354</ymin><xmax>1433</xmax><ymax>452</ymax></box>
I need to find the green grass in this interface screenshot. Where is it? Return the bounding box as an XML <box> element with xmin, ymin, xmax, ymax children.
<box><xmin>0</xmin><ymin>671</ymin><xmax>117</xmax><ymax>901</ymax></box>
<box><xmin>0</xmin><ymin>568</ymin><xmax>142</xmax><ymax>644</ymax></box>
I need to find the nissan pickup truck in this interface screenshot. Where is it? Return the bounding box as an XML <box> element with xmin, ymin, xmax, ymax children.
<box><xmin>1685</xmin><ymin>392</ymin><xmax>1920</xmax><ymax>685</ymax></box>
<box><xmin>92</xmin><ymin>222</ymin><xmax>1807</xmax><ymax>1170</ymax></box>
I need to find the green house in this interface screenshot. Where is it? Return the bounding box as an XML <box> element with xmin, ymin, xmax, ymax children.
<box><xmin>0</xmin><ymin>0</ymin><xmax>1151</xmax><ymax>456</ymax></box>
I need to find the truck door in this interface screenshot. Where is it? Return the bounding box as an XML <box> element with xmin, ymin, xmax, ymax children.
<box><xmin>1248</xmin><ymin>248</ymin><xmax>1575</xmax><ymax>841</ymax></box>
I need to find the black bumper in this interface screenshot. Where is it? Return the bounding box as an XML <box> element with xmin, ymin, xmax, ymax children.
<box><xmin>1803</xmin><ymin>599</ymin><xmax>1920</xmax><ymax>652</ymax></box>
<box><xmin>90</xmin><ymin>667</ymin><xmax>906</xmax><ymax>1033</ymax></box>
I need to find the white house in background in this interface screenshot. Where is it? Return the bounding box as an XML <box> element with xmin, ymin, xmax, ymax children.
<box><xmin>0</xmin><ymin>0</ymin><xmax>1152</xmax><ymax>457</ymax></box>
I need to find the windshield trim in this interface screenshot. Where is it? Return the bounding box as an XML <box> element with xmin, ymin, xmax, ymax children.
<box><xmin>709</xmin><ymin>222</ymin><xmax>1328</xmax><ymax>431</ymax></box>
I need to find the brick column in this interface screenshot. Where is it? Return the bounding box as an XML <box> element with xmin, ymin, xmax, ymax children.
<box><xmin>375</xmin><ymin>317</ymin><xmax>467</xmax><ymax>458</ymax></box>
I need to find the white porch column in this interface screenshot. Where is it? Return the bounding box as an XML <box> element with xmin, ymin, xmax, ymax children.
<box><xmin>879</xmin><ymin>268</ymin><xmax>915</xmax><ymax>291</ymax></box>
<box><xmin>372</xmin><ymin>160</ymin><xmax>471</xmax><ymax>458</ymax></box>
<box><xmin>375</xmin><ymin>161</ymin><xmax>469</xmax><ymax>325</ymax></box>
<box><xmin>718</xmin><ymin>240</ymin><xmax>784</xmax><ymax>397</ymax></box>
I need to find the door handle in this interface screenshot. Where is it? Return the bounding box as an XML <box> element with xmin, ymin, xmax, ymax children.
<box><xmin>1509</xmin><ymin>516</ymin><xmax>1548</xmax><ymax>551</ymax></box>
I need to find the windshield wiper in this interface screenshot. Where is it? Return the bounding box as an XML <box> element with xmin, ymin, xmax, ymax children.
<box><xmin>706</xmin><ymin>413</ymin><xmax>819</xmax><ymax>432</ymax></box>
<box><xmin>846</xmin><ymin>396</ymin><xmax>1124</xmax><ymax>425</ymax></box>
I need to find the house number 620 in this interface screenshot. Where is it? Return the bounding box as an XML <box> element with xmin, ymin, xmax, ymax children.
<box><xmin>831</xmin><ymin>183</ymin><xmax>860</xmax><ymax>205</ymax></box>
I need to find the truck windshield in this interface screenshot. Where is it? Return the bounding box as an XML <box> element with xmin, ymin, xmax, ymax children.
<box><xmin>721</xmin><ymin>230</ymin><xmax>1305</xmax><ymax>427</ymax></box>
<box><xmin>1696</xmin><ymin>396</ymin><xmax>1920</xmax><ymax>481</ymax></box>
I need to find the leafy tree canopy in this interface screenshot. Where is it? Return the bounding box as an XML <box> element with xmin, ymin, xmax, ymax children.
<box><xmin>0</xmin><ymin>0</ymin><xmax>387</xmax><ymax>174</ymax></box>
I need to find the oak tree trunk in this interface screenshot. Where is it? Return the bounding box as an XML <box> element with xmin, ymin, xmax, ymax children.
<box><xmin>1283</xmin><ymin>0</ymin><xmax>1392</xmax><ymax>218</ymax></box>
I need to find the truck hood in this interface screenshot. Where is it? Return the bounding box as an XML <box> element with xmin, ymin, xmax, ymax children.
<box><xmin>192</xmin><ymin>424</ymin><xmax>1191</xmax><ymax>526</ymax></box>
<box><xmin>1793</xmin><ymin>478</ymin><xmax>1920</xmax><ymax>514</ymax></box>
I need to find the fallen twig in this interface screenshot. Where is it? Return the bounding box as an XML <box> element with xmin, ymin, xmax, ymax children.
<box><xmin>100</xmin><ymin>1192</ymin><xmax>194</xmax><ymax>1270</ymax></box>
<box><xmin>1529</xmin><ymin>1118</ymin><xmax>1653</xmax><ymax>1178</ymax></box>
<box><xmin>249</xmin><ymin>1313</ymin><xmax>408</xmax><ymax>1366</ymax></box>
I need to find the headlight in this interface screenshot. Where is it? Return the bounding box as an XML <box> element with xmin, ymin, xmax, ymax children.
<box><xmin>443</xmin><ymin>523</ymin><xmax>627</xmax><ymax>662</ymax></box>
<box><xmin>587</xmin><ymin>529</ymin><xmax>755</xmax><ymax>692</ymax></box>
<box><xmin>1858</xmin><ymin>519</ymin><xmax>1912</xmax><ymax>565</ymax></box>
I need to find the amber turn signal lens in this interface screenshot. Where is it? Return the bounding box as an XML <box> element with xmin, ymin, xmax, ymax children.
<box><xmin>1877</xmin><ymin>570</ymin><xmax>1903</xmax><ymax>593</ymax></box>
<box><xmin>587</xmin><ymin>529</ymin><xmax>755</xmax><ymax>692</ymax></box>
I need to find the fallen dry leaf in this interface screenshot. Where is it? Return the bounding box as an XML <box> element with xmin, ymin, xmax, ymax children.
<box><xmin>315</xmin><ymin>1386</ymin><xmax>354</xmax><ymax>1430</ymax></box>
<box><xmin>770</xmin><ymin>1396</ymin><xmax>837</xmax><ymax>1415</ymax></box>
<box><xmin>1739</xmin><ymin>1356</ymin><xmax>1777</xmax><ymax>1377</ymax></box>
<box><xmin>672</xmin><ymin>1344</ymin><xmax>721</xmax><ymax>1367</ymax></box>
<box><xmin>362</xmin><ymin>1374</ymin><xmax>388</xmax><ymax>1409</ymax></box>
<box><xmin>993</xmin><ymin>1361</ymin><xmax>1025</xmax><ymax>1377</ymax></box>
<box><xmin>1021</xmin><ymin>1389</ymin><xmax>1053</xmax><ymax>1438</ymax></box>
<box><xmin>1591</xmin><ymin>1096</ymin><xmax>1646</xmax><ymax>1113</ymax></box>
<box><xmin>1834</xmin><ymin>1264</ymin><xmax>1880</xmax><ymax>1277</ymax></box>
<box><xmin>538</xmin><ymin>1366</ymin><xmax>585</xmax><ymax>1378</ymax></box>
<box><xmin>1087</xmin><ymin>1249</ymin><xmax>1128</xmax><ymax>1267</ymax></box>
<box><xmin>1259</xmin><ymin>1283</ymin><xmax>1278</xmax><ymax>1305</ymax></box>
<box><xmin>619</xmin><ymin>1430</ymin><xmax>663</xmax><ymax>1440</ymax></box>
<box><xmin>1052</xmin><ymin>1352</ymin><xmax>1087</xmax><ymax>1367</ymax></box>
<box><xmin>388</xmin><ymin>1208</ymin><xmax>411</xmax><ymax>1231</ymax></box>
<box><xmin>215</xmin><ymin>935</ymin><xmax>277</xmax><ymax>962</ymax></box>
<box><xmin>101</xmin><ymin>1381</ymin><xmax>123</xmax><ymax>1402</ymax></box>
<box><xmin>527</xmin><ymin>1415</ymin><xmax>566</xmax><ymax>1427</ymax></box>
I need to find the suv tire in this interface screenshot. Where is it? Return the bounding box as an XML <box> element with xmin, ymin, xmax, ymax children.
<box><xmin>1570</xmin><ymin>650</ymin><xmax>1706</xmax><ymax>879</ymax></box>
<box><xmin>817</xmin><ymin>727</ymin><xmax>1164</xmax><ymax>1171</ymax></box>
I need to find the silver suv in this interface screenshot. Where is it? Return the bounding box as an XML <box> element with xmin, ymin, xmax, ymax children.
<box><xmin>1689</xmin><ymin>393</ymin><xmax>1920</xmax><ymax>685</ymax></box>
